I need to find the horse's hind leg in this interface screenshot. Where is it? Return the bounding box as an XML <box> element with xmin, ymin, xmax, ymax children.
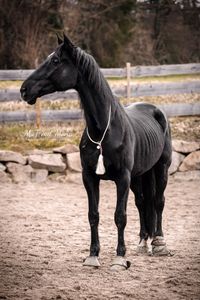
<box><xmin>151</xmin><ymin>160</ymin><xmax>170</xmax><ymax>256</ymax></box>
<box><xmin>132</xmin><ymin>168</ymin><xmax>158</xmax><ymax>254</ymax></box>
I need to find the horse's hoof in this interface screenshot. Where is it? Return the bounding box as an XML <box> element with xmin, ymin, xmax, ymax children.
<box><xmin>83</xmin><ymin>256</ymin><xmax>100</xmax><ymax>268</ymax></box>
<box><xmin>152</xmin><ymin>236</ymin><xmax>166</xmax><ymax>246</ymax></box>
<box><xmin>152</xmin><ymin>245</ymin><xmax>171</xmax><ymax>256</ymax></box>
<box><xmin>136</xmin><ymin>239</ymin><xmax>149</xmax><ymax>255</ymax></box>
<box><xmin>110</xmin><ymin>256</ymin><xmax>131</xmax><ymax>271</ymax></box>
<box><xmin>151</xmin><ymin>236</ymin><xmax>171</xmax><ymax>256</ymax></box>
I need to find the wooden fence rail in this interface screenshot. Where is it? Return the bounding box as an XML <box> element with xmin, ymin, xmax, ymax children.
<box><xmin>0</xmin><ymin>103</ymin><xmax>200</xmax><ymax>123</ymax></box>
<box><xmin>0</xmin><ymin>63</ymin><xmax>199</xmax><ymax>123</ymax></box>
<box><xmin>0</xmin><ymin>80</ymin><xmax>200</xmax><ymax>102</ymax></box>
<box><xmin>0</xmin><ymin>63</ymin><xmax>200</xmax><ymax>80</ymax></box>
<box><xmin>0</xmin><ymin>63</ymin><xmax>200</xmax><ymax>102</ymax></box>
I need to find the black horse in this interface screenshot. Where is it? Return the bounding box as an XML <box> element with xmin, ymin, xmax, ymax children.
<box><xmin>20</xmin><ymin>35</ymin><xmax>172</xmax><ymax>270</ymax></box>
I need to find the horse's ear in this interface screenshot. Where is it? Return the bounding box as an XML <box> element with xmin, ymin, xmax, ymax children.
<box><xmin>56</xmin><ymin>33</ymin><xmax>63</xmax><ymax>45</ymax></box>
<box><xmin>63</xmin><ymin>33</ymin><xmax>75</xmax><ymax>52</ymax></box>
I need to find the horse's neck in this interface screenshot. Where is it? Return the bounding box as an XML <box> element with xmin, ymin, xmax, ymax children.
<box><xmin>76</xmin><ymin>78</ymin><xmax>114</xmax><ymax>138</ymax></box>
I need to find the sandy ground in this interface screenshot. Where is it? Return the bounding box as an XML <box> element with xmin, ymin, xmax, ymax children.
<box><xmin>0</xmin><ymin>176</ymin><xmax>200</xmax><ymax>300</ymax></box>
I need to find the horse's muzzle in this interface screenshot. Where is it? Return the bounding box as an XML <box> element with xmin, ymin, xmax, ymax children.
<box><xmin>20</xmin><ymin>87</ymin><xmax>27</xmax><ymax>100</ymax></box>
<box><xmin>20</xmin><ymin>86</ymin><xmax>37</xmax><ymax>105</ymax></box>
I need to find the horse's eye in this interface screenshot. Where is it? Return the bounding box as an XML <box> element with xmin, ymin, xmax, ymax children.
<box><xmin>51</xmin><ymin>57</ymin><xmax>59</xmax><ymax>65</ymax></box>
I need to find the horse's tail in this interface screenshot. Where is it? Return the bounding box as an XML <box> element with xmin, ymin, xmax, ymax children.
<box><xmin>154</xmin><ymin>107</ymin><xmax>169</xmax><ymax>136</ymax></box>
<box><xmin>142</xmin><ymin>170</ymin><xmax>156</xmax><ymax>238</ymax></box>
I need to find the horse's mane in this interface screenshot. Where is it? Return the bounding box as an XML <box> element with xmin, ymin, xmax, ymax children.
<box><xmin>74</xmin><ymin>47</ymin><xmax>114</xmax><ymax>101</ymax></box>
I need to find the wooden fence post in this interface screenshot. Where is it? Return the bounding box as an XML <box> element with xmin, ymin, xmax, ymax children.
<box><xmin>126</xmin><ymin>62</ymin><xmax>131</xmax><ymax>100</ymax></box>
<box><xmin>35</xmin><ymin>99</ymin><xmax>41</xmax><ymax>128</ymax></box>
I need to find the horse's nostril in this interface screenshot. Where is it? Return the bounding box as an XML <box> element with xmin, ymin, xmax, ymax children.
<box><xmin>20</xmin><ymin>87</ymin><xmax>27</xmax><ymax>99</ymax></box>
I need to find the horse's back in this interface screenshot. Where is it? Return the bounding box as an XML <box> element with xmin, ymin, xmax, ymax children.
<box><xmin>125</xmin><ymin>102</ymin><xmax>168</xmax><ymax>133</ymax></box>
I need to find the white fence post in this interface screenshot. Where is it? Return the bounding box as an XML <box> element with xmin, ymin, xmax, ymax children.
<box><xmin>126</xmin><ymin>62</ymin><xmax>131</xmax><ymax>100</ymax></box>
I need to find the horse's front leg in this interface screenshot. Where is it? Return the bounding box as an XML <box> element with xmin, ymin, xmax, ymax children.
<box><xmin>111</xmin><ymin>170</ymin><xmax>131</xmax><ymax>270</ymax></box>
<box><xmin>82</xmin><ymin>170</ymin><xmax>101</xmax><ymax>267</ymax></box>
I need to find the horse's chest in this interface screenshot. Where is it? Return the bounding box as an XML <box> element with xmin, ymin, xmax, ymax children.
<box><xmin>80</xmin><ymin>143</ymin><xmax>99</xmax><ymax>169</ymax></box>
<box><xmin>80</xmin><ymin>141</ymin><xmax>126</xmax><ymax>175</ymax></box>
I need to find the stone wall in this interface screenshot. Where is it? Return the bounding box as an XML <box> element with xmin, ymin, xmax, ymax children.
<box><xmin>0</xmin><ymin>145</ymin><xmax>81</xmax><ymax>184</ymax></box>
<box><xmin>169</xmin><ymin>140</ymin><xmax>200</xmax><ymax>180</ymax></box>
<box><xmin>0</xmin><ymin>140</ymin><xmax>200</xmax><ymax>184</ymax></box>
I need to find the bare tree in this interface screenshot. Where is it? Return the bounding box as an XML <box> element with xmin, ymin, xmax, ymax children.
<box><xmin>0</xmin><ymin>0</ymin><xmax>63</xmax><ymax>68</ymax></box>
<box><xmin>61</xmin><ymin>0</ymin><xmax>137</xmax><ymax>66</ymax></box>
<box><xmin>0</xmin><ymin>0</ymin><xmax>199</xmax><ymax>68</ymax></box>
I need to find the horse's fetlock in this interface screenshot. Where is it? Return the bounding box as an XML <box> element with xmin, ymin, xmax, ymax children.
<box><xmin>90</xmin><ymin>243</ymin><xmax>100</xmax><ymax>256</ymax></box>
<box><xmin>117</xmin><ymin>244</ymin><xmax>126</xmax><ymax>257</ymax></box>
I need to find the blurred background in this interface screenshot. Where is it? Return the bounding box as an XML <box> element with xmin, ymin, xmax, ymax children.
<box><xmin>0</xmin><ymin>0</ymin><xmax>199</xmax><ymax>153</ymax></box>
<box><xmin>0</xmin><ymin>0</ymin><xmax>199</xmax><ymax>69</ymax></box>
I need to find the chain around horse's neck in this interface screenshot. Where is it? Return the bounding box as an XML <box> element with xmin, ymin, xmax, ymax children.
<box><xmin>86</xmin><ymin>105</ymin><xmax>111</xmax><ymax>175</ymax></box>
<box><xmin>86</xmin><ymin>105</ymin><xmax>111</xmax><ymax>149</ymax></box>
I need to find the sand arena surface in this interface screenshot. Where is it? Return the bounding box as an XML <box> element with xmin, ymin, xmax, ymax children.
<box><xmin>0</xmin><ymin>177</ymin><xmax>200</xmax><ymax>300</ymax></box>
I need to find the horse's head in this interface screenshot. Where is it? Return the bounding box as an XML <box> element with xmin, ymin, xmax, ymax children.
<box><xmin>20</xmin><ymin>34</ymin><xmax>78</xmax><ymax>105</ymax></box>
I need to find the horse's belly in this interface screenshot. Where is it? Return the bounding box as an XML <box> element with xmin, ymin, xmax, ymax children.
<box><xmin>133</xmin><ymin>145</ymin><xmax>163</xmax><ymax>176</ymax></box>
<box><xmin>132</xmin><ymin>125</ymin><xmax>165</xmax><ymax>176</ymax></box>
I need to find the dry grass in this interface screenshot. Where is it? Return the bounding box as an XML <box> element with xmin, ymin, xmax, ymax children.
<box><xmin>0</xmin><ymin>99</ymin><xmax>80</xmax><ymax>112</ymax></box>
<box><xmin>0</xmin><ymin>74</ymin><xmax>199</xmax><ymax>89</ymax></box>
<box><xmin>0</xmin><ymin>116</ymin><xmax>199</xmax><ymax>153</ymax></box>
<box><xmin>121</xmin><ymin>93</ymin><xmax>200</xmax><ymax>106</ymax></box>
<box><xmin>0</xmin><ymin>93</ymin><xmax>199</xmax><ymax>112</ymax></box>
<box><xmin>109</xmin><ymin>74</ymin><xmax>200</xmax><ymax>86</ymax></box>
<box><xmin>169</xmin><ymin>116</ymin><xmax>200</xmax><ymax>142</ymax></box>
<box><xmin>0</xmin><ymin>121</ymin><xmax>84</xmax><ymax>153</ymax></box>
